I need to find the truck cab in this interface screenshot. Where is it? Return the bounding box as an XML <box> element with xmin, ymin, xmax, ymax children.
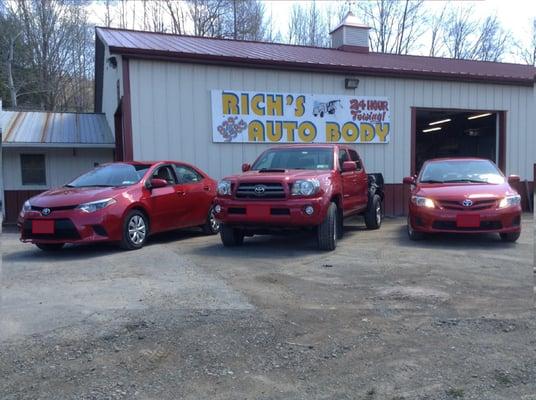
<box><xmin>214</xmin><ymin>144</ymin><xmax>383</xmax><ymax>250</ymax></box>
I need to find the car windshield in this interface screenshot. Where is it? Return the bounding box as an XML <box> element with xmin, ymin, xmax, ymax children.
<box><xmin>419</xmin><ymin>160</ymin><xmax>504</xmax><ymax>184</ymax></box>
<box><xmin>66</xmin><ymin>164</ymin><xmax>151</xmax><ymax>188</ymax></box>
<box><xmin>251</xmin><ymin>148</ymin><xmax>333</xmax><ymax>170</ymax></box>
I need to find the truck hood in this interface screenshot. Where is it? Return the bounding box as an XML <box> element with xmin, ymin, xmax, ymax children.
<box><xmin>416</xmin><ymin>182</ymin><xmax>515</xmax><ymax>200</ymax></box>
<box><xmin>29</xmin><ymin>186</ymin><xmax>131</xmax><ymax>208</ymax></box>
<box><xmin>224</xmin><ymin>169</ymin><xmax>333</xmax><ymax>182</ymax></box>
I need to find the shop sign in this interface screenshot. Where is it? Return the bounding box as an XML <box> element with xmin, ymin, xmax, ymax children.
<box><xmin>211</xmin><ymin>90</ymin><xmax>390</xmax><ymax>143</ymax></box>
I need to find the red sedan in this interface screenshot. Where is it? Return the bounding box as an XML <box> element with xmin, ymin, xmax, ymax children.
<box><xmin>18</xmin><ymin>161</ymin><xmax>219</xmax><ymax>251</ymax></box>
<box><xmin>404</xmin><ymin>158</ymin><xmax>522</xmax><ymax>242</ymax></box>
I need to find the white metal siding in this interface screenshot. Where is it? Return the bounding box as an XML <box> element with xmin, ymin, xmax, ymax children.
<box><xmin>126</xmin><ymin>60</ymin><xmax>535</xmax><ymax>183</ymax></box>
<box><xmin>101</xmin><ymin>45</ymin><xmax>123</xmax><ymax>135</ymax></box>
<box><xmin>343</xmin><ymin>26</ymin><xmax>369</xmax><ymax>48</ymax></box>
<box><xmin>2</xmin><ymin>148</ymin><xmax>114</xmax><ymax>190</ymax></box>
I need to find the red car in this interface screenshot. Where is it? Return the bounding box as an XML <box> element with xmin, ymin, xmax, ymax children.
<box><xmin>214</xmin><ymin>144</ymin><xmax>384</xmax><ymax>250</ymax></box>
<box><xmin>404</xmin><ymin>158</ymin><xmax>522</xmax><ymax>242</ymax></box>
<box><xmin>18</xmin><ymin>161</ymin><xmax>219</xmax><ymax>251</ymax></box>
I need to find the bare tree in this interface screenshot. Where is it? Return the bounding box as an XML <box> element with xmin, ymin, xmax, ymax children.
<box><xmin>165</xmin><ymin>0</ymin><xmax>187</xmax><ymax>34</ymax></box>
<box><xmin>439</xmin><ymin>6</ymin><xmax>510</xmax><ymax>61</ymax></box>
<box><xmin>441</xmin><ymin>6</ymin><xmax>477</xmax><ymax>59</ymax></box>
<box><xmin>519</xmin><ymin>17</ymin><xmax>536</xmax><ymax>65</ymax></box>
<box><xmin>428</xmin><ymin>4</ymin><xmax>448</xmax><ymax>57</ymax></box>
<box><xmin>355</xmin><ymin>0</ymin><xmax>425</xmax><ymax>54</ymax></box>
<box><xmin>470</xmin><ymin>15</ymin><xmax>509</xmax><ymax>61</ymax></box>
<box><xmin>288</xmin><ymin>1</ymin><xmax>329</xmax><ymax>47</ymax></box>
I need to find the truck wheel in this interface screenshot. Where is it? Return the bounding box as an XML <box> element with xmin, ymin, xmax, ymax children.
<box><xmin>407</xmin><ymin>217</ymin><xmax>424</xmax><ymax>241</ymax></box>
<box><xmin>220</xmin><ymin>224</ymin><xmax>244</xmax><ymax>247</ymax></box>
<box><xmin>317</xmin><ymin>202</ymin><xmax>337</xmax><ymax>251</ymax></box>
<box><xmin>120</xmin><ymin>210</ymin><xmax>148</xmax><ymax>250</ymax></box>
<box><xmin>336</xmin><ymin>207</ymin><xmax>344</xmax><ymax>239</ymax></box>
<box><xmin>201</xmin><ymin>206</ymin><xmax>220</xmax><ymax>235</ymax></box>
<box><xmin>36</xmin><ymin>243</ymin><xmax>64</xmax><ymax>251</ymax></box>
<box><xmin>364</xmin><ymin>194</ymin><xmax>382</xmax><ymax>230</ymax></box>
<box><xmin>499</xmin><ymin>232</ymin><xmax>520</xmax><ymax>242</ymax></box>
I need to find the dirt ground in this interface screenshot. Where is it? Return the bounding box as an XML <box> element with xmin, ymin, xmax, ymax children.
<box><xmin>1</xmin><ymin>216</ymin><xmax>534</xmax><ymax>400</ymax></box>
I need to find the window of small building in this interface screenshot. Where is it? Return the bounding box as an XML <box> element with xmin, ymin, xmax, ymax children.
<box><xmin>20</xmin><ymin>154</ymin><xmax>46</xmax><ymax>185</ymax></box>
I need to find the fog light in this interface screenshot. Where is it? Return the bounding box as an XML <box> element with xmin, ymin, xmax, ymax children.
<box><xmin>304</xmin><ymin>205</ymin><xmax>314</xmax><ymax>215</ymax></box>
<box><xmin>214</xmin><ymin>205</ymin><xmax>222</xmax><ymax>213</ymax></box>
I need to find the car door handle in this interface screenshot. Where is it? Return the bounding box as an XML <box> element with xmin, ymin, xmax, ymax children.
<box><xmin>203</xmin><ymin>186</ymin><xmax>211</xmax><ymax>191</ymax></box>
<box><xmin>176</xmin><ymin>191</ymin><xmax>186</xmax><ymax>196</ymax></box>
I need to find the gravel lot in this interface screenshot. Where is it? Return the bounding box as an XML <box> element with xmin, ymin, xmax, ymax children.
<box><xmin>1</xmin><ymin>216</ymin><xmax>534</xmax><ymax>400</ymax></box>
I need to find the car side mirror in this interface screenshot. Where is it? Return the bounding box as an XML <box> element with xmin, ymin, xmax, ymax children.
<box><xmin>242</xmin><ymin>163</ymin><xmax>251</xmax><ymax>172</ymax></box>
<box><xmin>403</xmin><ymin>176</ymin><xmax>415</xmax><ymax>185</ymax></box>
<box><xmin>148</xmin><ymin>178</ymin><xmax>168</xmax><ymax>189</ymax></box>
<box><xmin>342</xmin><ymin>161</ymin><xmax>357</xmax><ymax>172</ymax></box>
<box><xmin>507</xmin><ymin>175</ymin><xmax>520</xmax><ymax>184</ymax></box>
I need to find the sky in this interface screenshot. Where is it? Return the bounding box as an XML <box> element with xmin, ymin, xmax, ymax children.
<box><xmin>89</xmin><ymin>0</ymin><xmax>536</xmax><ymax>64</ymax></box>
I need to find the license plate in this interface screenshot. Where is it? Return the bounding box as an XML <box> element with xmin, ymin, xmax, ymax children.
<box><xmin>32</xmin><ymin>220</ymin><xmax>55</xmax><ymax>234</ymax></box>
<box><xmin>456</xmin><ymin>214</ymin><xmax>480</xmax><ymax>228</ymax></box>
<box><xmin>247</xmin><ymin>205</ymin><xmax>269</xmax><ymax>218</ymax></box>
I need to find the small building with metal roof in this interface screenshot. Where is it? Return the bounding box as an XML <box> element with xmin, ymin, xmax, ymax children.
<box><xmin>94</xmin><ymin>13</ymin><xmax>536</xmax><ymax>215</ymax></box>
<box><xmin>0</xmin><ymin>109</ymin><xmax>114</xmax><ymax>223</ymax></box>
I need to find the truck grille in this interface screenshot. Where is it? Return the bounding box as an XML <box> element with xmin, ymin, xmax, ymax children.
<box><xmin>437</xmin><ymin>199</ymin><xmax>497</xmax><ymax>211</ymax></box>
<box><xmin>235</xmin><ymin>183</ymin><xmax>286</xmax><ymax>199</ymax></box>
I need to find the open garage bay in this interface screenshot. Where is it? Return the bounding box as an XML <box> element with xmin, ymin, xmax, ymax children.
<box><xmin>1</xmin><ymin>216</ymin><xmax>534</xmax><ymax>399</ymax></box>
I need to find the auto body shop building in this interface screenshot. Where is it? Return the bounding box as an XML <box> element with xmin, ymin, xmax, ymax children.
<box><xmin>0</xmin><ymin>110</ymin><xmax>114</xmax><ymax>223</ymax></box>
<box><xmin>94</xmin><ymin>15</ymin><xmax>536</xmax><ymax>216</ymax></box>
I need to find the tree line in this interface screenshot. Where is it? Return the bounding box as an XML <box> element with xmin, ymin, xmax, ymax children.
<box><xmin>1</xmin><ymin>0</ymin><xmax>535</xmax><ymax>112</ymax></box>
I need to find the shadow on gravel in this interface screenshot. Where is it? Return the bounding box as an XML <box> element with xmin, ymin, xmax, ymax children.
<box><xmin>395</xmin><ymin>225</ymin><xmax>518</xmax><ymax>250</ymax></box>
<box><xmin>2</xmin><ymin>229</ymin><xmax>207</xmax><ymax>262</ymax></box>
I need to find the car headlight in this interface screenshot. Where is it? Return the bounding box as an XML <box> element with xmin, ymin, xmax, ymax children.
<box><xmin>217</xmin><ymin>180</ymin><xmax>232</xmax><ymax>196</ymax></box>
<box><xmin>498</xmin><ymin>195</ymin><xmax>521</xmax><ymax>209</ymax></box>
<box><xmin>77</xmin><ymin>198</ymin><xmax>116</xmax><ymax>213</ymax></box>
<box><xmin>291</xmin><ymin>179</ymin><xmax>320</xmax><ymax>196</ymax></box>
<box><xmin>21</xmin><ymin>200</ymin><xmax>31</xmax><ymax>214</ymax></box>
<box><xmin>411</xmin><ymin>195</ymin><xmax>435</xmax><ymax>208</ymax></box>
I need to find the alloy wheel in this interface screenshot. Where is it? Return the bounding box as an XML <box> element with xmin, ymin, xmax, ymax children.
<box><xmin>128</xmin><ymin>215</ymin><xmax>146</xmax><ymax>245</ymax></box>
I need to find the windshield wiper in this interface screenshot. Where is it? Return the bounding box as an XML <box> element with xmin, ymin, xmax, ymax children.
<box><xmin>64</xmin><ymin>184</ymin><xmax>75</xmax><ymax>188</ymax></box>
<box><xmin>78</xmin><ymin>184</ymin><xmax>113</xmax><ymax>187</ymax></box>
<box><xmin>258</xmin><ymin>168</ymin><xmax>286</xmax><ymax>173</ymax></box>
<box><xmin>420</xmin><ymin>179</ymin><xmax>443</xmax><ymax>183</ymax></box>
<box><xmin>443</xmin><ymin>179</ymin><xmax>488</xmax><ymax>183</ymax></box>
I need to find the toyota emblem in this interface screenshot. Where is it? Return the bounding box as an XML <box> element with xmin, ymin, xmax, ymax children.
<box><xmin>462</xmin><ymin>199</ymin><xmax>473</xmax><ymax>207</ymax></box>
<box><xmin>254</xmin><ymin>185</ymin><xmax>266</xmax><ymax>195</ymax></box>
<box><xmin>42</xmin><ymin>208</ymin><xmax>51</xmax><ymax>216</ymax></box>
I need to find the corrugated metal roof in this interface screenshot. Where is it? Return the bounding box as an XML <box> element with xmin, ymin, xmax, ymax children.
<box><xmin>0</xmin><ymin>110</ymin><xmax>114</xmax><ymax>147</ymax></box>
<box><xmin>96</xmin><ymin>27</ymin><xmax>536</xmax><ymax>86</ymax></box>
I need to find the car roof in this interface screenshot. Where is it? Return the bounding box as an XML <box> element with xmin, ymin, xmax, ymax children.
<box><xmin>424</xmin><ymin>157</ymin><xmax>492</xmax><ymax>163</ymax></box>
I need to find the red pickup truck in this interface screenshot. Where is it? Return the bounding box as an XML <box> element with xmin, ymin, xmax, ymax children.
<box><xmin>214</xmin><ymin>144</ymin><xmax>384</xmax><ymax>250</ymax></box>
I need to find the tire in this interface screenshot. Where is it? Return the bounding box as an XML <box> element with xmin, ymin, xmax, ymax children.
<box><xmin>407</xmin><ymin>216</ymin><xmax>424</xmax><ymax>241</ymax></box>
<box><xmin>499</xmin><ymin>232</ymin><xmax>520</xmax><ymax>242</ymax></box>
<box><xmin>120</xmin><ymin>210</ymin><xmax>148</xmax><ymax>250</ymax></box>
<box><xmin>220</xmin><ymin>223</ymin><xmax>244</xmax><ymax>247</ymax></box>
<box><xmin>36</xmin><ymin>243</ymin><xmax>64</xmax><ymax>251</ymax></box>
<box><xmin>336</xmin><ymin>207</ymin><xmax>344</xmax><ymax>239</ymax></box>
<box><xmin>364</xmin><ymin>194</ymin><xmax>382</xmax><ymax>230</ymax></box>
<box><xmin>201</xmin><ymin>206</ymin><xmax>220</xmax><ymax>235</ymax></box>
<box><xmin>317</xmin><ymin>202</ymin><xmax>337</xmax><ymax>251</ymax></box>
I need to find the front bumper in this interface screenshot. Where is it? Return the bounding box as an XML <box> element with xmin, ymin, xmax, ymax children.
<box><xmin>408</xmin><ymin>205</ymin><xmax>522</xmax><ymax>234</ymax></box>
<box><xmin>18</xmin><ymin>209</ymin><xmax>123</xmax><ymax>244</ymax></box>
<box><xmin>214</xmin><ymin>196</ymin><xmax>327</xmax><ymax>228</ymax></box>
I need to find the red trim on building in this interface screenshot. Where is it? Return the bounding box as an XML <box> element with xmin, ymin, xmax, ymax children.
<box><xmin>498</xmin><ymin>111</ymin><xmax>506</xmax><ymax>172</ymax></box>
<box><xmin>410</xmin><ymin>107</ymin><xmax>417</xmax><ymax>175</ymax></box>
<box><xmin>121</xmin><ymin>58</ymin><xmax>134</xmax><ymax>161</ymax></box>
<box><xmin>4</xmin><ymin>190</ymin><xmax>44</xmax><ymax>224</ymax></box>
